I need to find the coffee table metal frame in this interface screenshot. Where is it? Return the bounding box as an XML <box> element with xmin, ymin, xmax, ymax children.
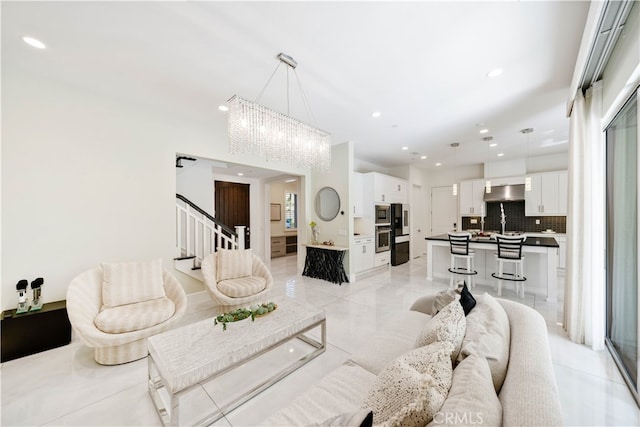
<box><xmin>147</xmin><ymin>309</ymin><xmax>326</xmax><ymax>426</ymax></box>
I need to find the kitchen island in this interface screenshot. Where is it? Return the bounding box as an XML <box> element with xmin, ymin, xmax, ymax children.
<box><xmin>425</xmin><ymin>234</ymin><xmax>560</xmax><ymax>302</ymax></box>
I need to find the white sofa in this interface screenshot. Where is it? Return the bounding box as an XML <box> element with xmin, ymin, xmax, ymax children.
<box><xmin>263</xmin><ymin>293</ymin><xmax>562</xmax><ymax>426</ymax></box>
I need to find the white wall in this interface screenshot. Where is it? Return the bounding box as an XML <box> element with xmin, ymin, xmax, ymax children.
<box><xmin>176</xmin><ymin>160</ymin><xmax>213</xmax><ymax>215</ymax></box>
<box><xmin>1</xmin><ymin>70</ymin><xmax>309</xmax><ymax>310</ymax></box>
<box><xmin>310</xmin><ymin>142</ymin><xmax>352</xmax><ymax>247</ymax></box>
<box><xmin>311</xmin><ymin>142</ymin><xmax>353</xmax><ymax>271</ymax></box>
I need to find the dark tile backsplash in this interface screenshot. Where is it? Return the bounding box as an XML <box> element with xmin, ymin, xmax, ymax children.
<box><xmin>461</xmin><ymin>201</ymin><xmax>566</xmax><ymax>233</ymax></box>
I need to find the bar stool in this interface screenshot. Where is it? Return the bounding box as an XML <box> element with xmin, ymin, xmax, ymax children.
<box><xmin>447</xmin><ymin>232</ymin><xmax>477</xmax><ymax>289</ymax></box>
<box><xmin>491</xmin><ymin>234</ymin><xmax>527</xmax><ymax>298</ymax></box>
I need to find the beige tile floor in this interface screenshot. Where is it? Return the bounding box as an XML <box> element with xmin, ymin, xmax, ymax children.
<box><xmin>1</xmin><ymin>255</ymin><xmax>639</xmax><ymax>426</ymax></box>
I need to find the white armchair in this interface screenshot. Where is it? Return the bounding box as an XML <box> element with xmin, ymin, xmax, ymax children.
<box><xmin>201</xmin><ymin>250</ymin><xmax>274</xmax><ymax>308</ymax></box>
<box><xmin>66</xmin><ymin>262</ymin><xmax>187</xmax><ymax>365</ymax></box>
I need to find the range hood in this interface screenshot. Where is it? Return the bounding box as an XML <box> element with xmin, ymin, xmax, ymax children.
<box><xmin>483</xmin><ymin>184</ymin><xmax>525</xmax><ymax>202</ymax></box>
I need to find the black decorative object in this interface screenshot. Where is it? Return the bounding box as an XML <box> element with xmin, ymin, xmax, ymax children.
<box><xmin>458</xmin><ymin>282</ymin><xmax>477</xmax><ymax>316</ymax></box>
<box><xmin>1</xmin><ymin>300</ymin><xmax>71</xmax><ymax>362</ymax></box>
<box><xmin>303</xmin><ymin>246</ymin><xmax>349</xmax><ymax>285</ymax></box>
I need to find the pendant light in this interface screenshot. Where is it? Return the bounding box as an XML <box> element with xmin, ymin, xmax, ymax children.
<box><xmin>451</xmin><ymin>143</ymin><xmax>459</xmax><ymax>196</ymax></box>
<box><xmin>483</xmin><ymin>136</ymin><xmax>493</xmax><ymax>193</ymax></box>
<box><xmin>521</xmin><ymin>128</ymin><xmax>534</xmax><ymax>191</ymax></box>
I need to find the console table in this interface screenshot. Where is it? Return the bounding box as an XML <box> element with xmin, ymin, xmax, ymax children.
<box><xmin>1</xmin><ymin>300</ymin><xmax>72</xmax><ymax>362</ymax></box>
<box><xmin>302</xmin><ymin>244</ymin><xmax>349</xmax><ymax>285</ymax></box>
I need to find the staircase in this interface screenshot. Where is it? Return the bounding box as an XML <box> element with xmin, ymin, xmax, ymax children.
<box><xmin>175</xmin><ymin>194</ymin><xmax>245</xmax><ymax>281</ymax></box>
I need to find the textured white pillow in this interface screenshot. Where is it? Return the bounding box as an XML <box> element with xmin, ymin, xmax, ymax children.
<box><xmin>458</xmin><ymin>293</ymin><xmax>510</xmax><ymax>392</ymax></box>
<box><xmin>361</xmin><ymin>341</ymin><xmax>453</xmax><ymax>427</ymax></box>
<box><xmin>428</xmin><ymin>354</ymin><xmax>502</xmax><ymax>426</ymax></box>
<box><xmin>216</xmin><ymin>248</ymin><xmax>253</xmax><ymax>281</ymax></box>
<box><xmin>432</xmin><ymin>289</ymin><xmax>458</xmax><ymax>314</ymax></box>
<box><xmin>415</xmin><ymin>300</ymin><xmax>466</xmax><ymax>363</ymax></box>
<box><xmin>101</xmin><ymin>259</ymin><xmax>165</xmax><ymax>307</ymax></box>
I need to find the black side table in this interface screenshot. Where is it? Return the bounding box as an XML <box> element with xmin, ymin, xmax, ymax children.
<box><xmin>302</xmin><ymin>245</ymin><xmax>350</xmax><ymax>285</ymax></box>
<box><xmin>1</xmin><ymin>300</ymin><xmax>72</xmax><ymax>362</ymax></box>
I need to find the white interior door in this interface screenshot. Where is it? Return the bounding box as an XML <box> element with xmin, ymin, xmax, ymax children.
<box><xmin>431</xmin><ymin>186</ymin><xmax>458</xmax><ymax>235</ymax></box>
<box><xmin>411</xmin><ymin>184</ymin><xmax>427</xmax><ymax>258</ymax></box>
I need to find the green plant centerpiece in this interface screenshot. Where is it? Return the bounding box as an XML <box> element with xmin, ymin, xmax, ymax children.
<box><xmin>214</xmin><ymin>302</ymin><xmax>278</xmax><ymax>331</ymax></box>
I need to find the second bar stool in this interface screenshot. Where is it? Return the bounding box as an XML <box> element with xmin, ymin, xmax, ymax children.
<box><xmin>447</xmin><ymin>232</ymin><xmax>477</xmax><ymax>289</ymax></box>
<box><xmin>491</xmin><ymin>234</ymin><xmax>527</xmax><ymax>298</ymax></box>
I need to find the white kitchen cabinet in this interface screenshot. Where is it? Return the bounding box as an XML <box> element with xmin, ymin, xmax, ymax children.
<box><xmin>459</xmin><ymin>179</ymin><xmax>486</xmax><ymax>216</ymax></box>
<box><xmin>374</xmin><ymin>251</ymin><xmax>390</xmax><ymax>267</ymax></box>
<box><xmin>555</xmin><ymin>235</ymin><xmax>567</xmax><ymax>269</ymax></box>
<box><xmin>352</xmin><ymin>172</ymin><xmax>365</xmax><ymax>217</ymax></box>
<box><xmin>526</xmin><ymin>233</ymin><xmax>567</xmax><ymax>270</ymax></box>
<box><xmin>353</xmin><ymin>237</ymin><xmax>375</xmax><ymax>273</ymax></box>
<box><xmin>557</xmin><ymin>171</ymin><xmax>568</xmax><ymax>215</ymax></box>
<box><xmin>366</xmin><ymin>172</ymin><xmax>408</xmax><ymax>204</ymax></box>
<box><xmin>525</xmin><ymin>171</ymin><xmax>567</xmax><ymax>216</ymax></box>
<box><xmin>387</xmin><ymin>177</ymin><xmax>408</xmax><ymax>204</ymax></box>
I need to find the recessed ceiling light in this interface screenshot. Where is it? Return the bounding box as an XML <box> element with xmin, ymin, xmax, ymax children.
<box><xmin>479</xmin><ymin>129</ymin><xmax>489</xmax><ymax>134</ymax></box>
<box><xmin>218</xmin><ymin>105</ymin><xmax>229</xmax><ymax>112</ymax></box>
<box><xmin>489</xmin><ymin>143</ymin><xmax>497</xmax><ymax>147</ymax></box>
<box><xmin>22</xmin><ymin>36</ymin><xmax>46</xmax><ymax>49</ymax></box>
<box><xmin>371</xmin><ymin>111</ymin><xmax>381</xmax><ymax>118</ymax></box>
<box><xmin>421</xmin><ymin>155</ymin><xmax>427</xmax><ymax>160</ymax></box>
<box><xmin>402</xmin><ymin>146</ymin><xmax>408</xmax><ymax>150</ymax></box>
<box><xmin>487</xmin><ymin>68</ymin><xmax>503</xmax><ymax>77</ymax></box>
<box><xmin>435</xmin><ymin>162</ymin><xmax>442</xmax><ymax>166</ymax></box>
<box><xmin>237</xmin><ymin>172</ymin><xmax>244</xmax><ymax>176</ymax></box>
<box><xmin>284</xmin><ymin>178</ymin><xmax>296</xmax><ymax>183</ymax></box>
<box><xmin>497</xmin><ymin>153</ymin><xmax>504</xmax><ymax>157</ymax></box>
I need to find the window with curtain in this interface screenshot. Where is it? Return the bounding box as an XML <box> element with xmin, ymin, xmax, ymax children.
<box><xmin>605</xmin><ymin>91</ymin><xmax>638</xmax><ymax>404</ymax></box>
<box><xmin>284</xmin><ymin>192</ymin><xmax>297</xmax><ymax>230</ymax></box>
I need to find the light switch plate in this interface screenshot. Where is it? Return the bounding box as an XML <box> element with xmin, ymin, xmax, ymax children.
<box><xmin>536</xmin><ymin>219</ymin><xmax>541</xmax><ymax>224</ymax></box>
<box><xmin>470</xmin><ymin>219</ymin><xmax>478</xmax><ymax>224</ymax></box>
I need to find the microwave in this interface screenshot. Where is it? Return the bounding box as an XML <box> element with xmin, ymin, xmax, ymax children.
<box><xmin>375</xmin><ymin>204</ymin><xmax>391</xmax><ymax>224</ymax></box>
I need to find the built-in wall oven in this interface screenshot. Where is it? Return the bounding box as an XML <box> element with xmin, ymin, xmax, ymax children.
<box><xmin>376</xmin><ymin>226</ymin><xmax>391</xmax><ymax>253</ymax></box>
<box><xmin>375</xmin><ymin>204</ymin><xmax>391</xmax><ymax>225</ymax></box>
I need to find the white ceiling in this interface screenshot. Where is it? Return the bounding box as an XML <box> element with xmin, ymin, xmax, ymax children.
<box><xmin>3</xmin><ymin>1</ymin><xmax>590</xmax><ymax>170</ymax></box>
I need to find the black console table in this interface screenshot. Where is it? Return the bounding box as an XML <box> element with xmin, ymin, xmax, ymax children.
<box><xmin>1</xmin><ymin>300</ymin><xmax>72</xmax><ymax>362</ymax></box>
<box><xmin>302</xmin><ymin>244</ymin><xmax>349</xmax><ymax>285</ymax></box>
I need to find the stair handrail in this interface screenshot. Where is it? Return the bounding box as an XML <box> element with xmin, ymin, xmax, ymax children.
<box><xmin>175</xmin><ymin>193</ymin><xmax>238</xmax><ymax>237</ymax></box>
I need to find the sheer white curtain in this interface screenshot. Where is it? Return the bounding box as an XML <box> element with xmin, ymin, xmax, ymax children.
<box><xmin>565</xmin><ymin>81</ymin><xmax>606</xmax><ymax>350</ymax></box>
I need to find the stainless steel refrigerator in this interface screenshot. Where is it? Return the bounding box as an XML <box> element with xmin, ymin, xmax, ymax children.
<box><xmin>391</xmin><ymin>203</ymin><xmax>410</xmax><ymax>265</ymax></box>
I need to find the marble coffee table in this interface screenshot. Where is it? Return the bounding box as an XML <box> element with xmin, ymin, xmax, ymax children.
<box><xmin>147</xmin><ymin>298</ymin><xmax>326</xmax><ymax>426</ymax></box>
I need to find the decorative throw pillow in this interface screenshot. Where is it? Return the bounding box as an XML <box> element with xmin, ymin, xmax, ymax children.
<box><xmin>216</xmin><ymin>248</ymin><xmax>253</xmax><ymax>281</ymax></box>
<box><xmin>459</xmin><ymin>282</ymin><xmax>477</xmax><ymax>315</ymax></box>
<box><xmin>458</xmin><ymin>293</ymin><xmax>511</xmax><ymax>393</ymax></box>
<box><xmin>428</xmin><ymin>354</ymin><xmax>502</xmax><ymax>426</ymax></box>
<box><xmin>432</xmin><ymin>289</ymin><xmax>459</xmax><ymax>314</ymax></box>
<box><xmin>101</xmin><ymin>258</ymin><xmax>165</xmax><ymax>308</ymax></box>
<box><xmin>314</xmin><ymin>409</ymin><xmax>373</xmax><ymax>427</ymax></box>
<box><xmin>361</xmin><ymin>341</ymin><xmax>453</xmax><ymax>427</ymax></box>
<box><xmin>415</xmin><ymin>300</ymin><xmax>466</xmax><ymax>363</ymax></box>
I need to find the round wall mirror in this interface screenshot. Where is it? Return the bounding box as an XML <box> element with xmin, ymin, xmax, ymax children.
<box><xmin>315</xmin><ymin>187</ymin><xmax>341</xmax><ymax>221</ymax></box>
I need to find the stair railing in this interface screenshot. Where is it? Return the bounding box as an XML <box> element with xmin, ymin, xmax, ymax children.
<box><xmin>175</xmin><ymin>194</ymin><xmax>245</xmax><ymax>267</ymax></box>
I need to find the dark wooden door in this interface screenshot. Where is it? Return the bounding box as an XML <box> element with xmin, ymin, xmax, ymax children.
<box><xmin>214</xmin><ymin>181</ymin><xmax>250</xmax><ymax>248</ymax></box>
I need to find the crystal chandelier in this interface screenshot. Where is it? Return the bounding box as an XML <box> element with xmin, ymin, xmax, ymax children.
<box><xmin>227</xmin><ymin>53</ymin><xmax>332</xmax><ymax>171</ymax></box>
